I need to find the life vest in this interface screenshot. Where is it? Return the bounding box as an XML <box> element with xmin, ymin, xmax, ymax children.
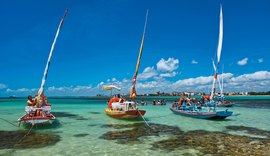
<box><xmin>178</xmin><ymin>98</ymin><xmax>184</xmax><ymax>107</ymax></box>
<box><xmin>114</xmin><ymin>96</ymin><xmax>119</xmax><ymax>102</ymax></box>
<box><xmin>108</xmin><ymin>98</ymin><xmax>113</xmax><ymax>109</ymax></box>
<box><xmin>192</xmin><ymin>98</ymin><xmax>197</xmax><ymax>105</ymax></box>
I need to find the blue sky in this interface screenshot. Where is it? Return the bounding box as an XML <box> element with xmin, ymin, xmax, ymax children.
<box><xmin>0</xmin><ymin>0</ymin><xmax>269</xmax><ymax>96</ymax></box>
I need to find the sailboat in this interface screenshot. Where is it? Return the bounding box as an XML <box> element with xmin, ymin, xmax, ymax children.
<box><xmin>18</xmin><ymin>8</ymin><xmax>68</xmax><ymax>125</ymax></box>
<box><xmin>104</xmin><ymin>11</ymin><xmax>148</xmax><ymax>119</ymax></box>
<box><xmin>170</xmin><ymin>5</ymin><xmax>233</xmax><ymax>119</ymax></box>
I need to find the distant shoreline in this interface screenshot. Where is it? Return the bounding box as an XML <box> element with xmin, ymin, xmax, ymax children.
<box><xmin>1</xmin><ymin>95</ymin><xmax>270</xmax><ymax>101</ymax></box>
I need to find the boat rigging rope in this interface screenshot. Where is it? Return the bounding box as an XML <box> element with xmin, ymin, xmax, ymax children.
<box><xmin>137</xmin><ymin>110</ymin><xmax>152</xmax><ymax>129</ymax></box>
<box><xmin>16</xmin><ymin>123</ymin><xmax>35</xmax><ymax>144</ymax></box>
<box><xmin>0</xmin><ymin>118</ymin><xmax>20</xmax><ymax>128</ymax></box>
<box><xmin>3</xmin><ymin>122</ymin><xmax>35</xmax><ymax>155</ymax></box>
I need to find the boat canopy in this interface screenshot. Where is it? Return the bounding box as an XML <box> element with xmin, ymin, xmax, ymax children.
<box><xmin>102</xmin><ymin>85</ymin><xmax>121</xmax><ymax>91</ymax></box>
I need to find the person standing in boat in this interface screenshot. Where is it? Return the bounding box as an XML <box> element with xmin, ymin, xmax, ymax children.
<box><xmin>217</xmin><ymin>93</ymin><xmax>223</xmax><ymax>104</ymax></box>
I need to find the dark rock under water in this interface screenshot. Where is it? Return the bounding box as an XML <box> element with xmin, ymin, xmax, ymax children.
<box><xmin>52</xmin><ymin>112</ymin><xmax>88</xmax><ymax>121</ymax></box>
<box><xmin>0</xmin><ymin>130</ymin><xmax>60</xmax><ymax>149</ymax></box>
<box><xmin>73</xmin><ymin>133</ymin><xmax>89</xmax><ymax>137</ymax></box>
<box><xmin>51</xmin><ymin>112</ymin><xmax>79</xmax><ymax>118</ymax></box>
<box><xmin>226</xmin><ymin>125</ymin><xmax>270</xmax><ymax>137</ymax></box>
<box><xmin>89</xmin><ymin>112</ymin><xmax>101</xmax><ymax>114</ymax></box>
<box><xmin>100</xmin><ymin>123</ymin><xmax>183</xmax><ymax>144</ymax></box>
<box><xmin>100</xmin><ymin>123</ymin><xmax>270</xmax><ymax>155</ymax></box>
<box><xmin>151</xmin><ymin>130</ymin><xmax>270</xmax><ymax>156</ymax></box>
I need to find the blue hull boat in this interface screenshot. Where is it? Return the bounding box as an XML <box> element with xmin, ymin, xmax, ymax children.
<box><xmin>204</xmin><ymin>101</ymin><xmax>234</xmax><ymax>108</ymax></box>
<box><xmin>169</xmin><ymin>107</ymin><xmax>233</xmax><ymax>119</ymax></box>
<box><xmin>218</xmin><ymin>103</ymin><xmax>234</xmax><ymax>107</ymax></box>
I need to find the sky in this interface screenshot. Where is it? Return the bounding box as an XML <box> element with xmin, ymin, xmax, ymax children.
<box><xmin>0</xmin><ymin>0</ymin><xmax>269</xmax><ymax>97</ymax></box>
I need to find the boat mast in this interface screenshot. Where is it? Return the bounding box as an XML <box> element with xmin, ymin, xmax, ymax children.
<box><xmin>221</xmin><ymin>65</ymin><xmax>224</xmax><ymax>97</ymax></box>
<box><xmin>130</xmin><ymin>10</ymin><xmax>148</xmax><ymax>100</ymax></box>
<box><xmin>210</xmin><ymin>4</ymin><xmax>223</xmax><ymax>100</ymax></box>
<box><xmin>37</xmin><ymin>8</ymin><xmax>68</xmax><ymax>97</ymax></box>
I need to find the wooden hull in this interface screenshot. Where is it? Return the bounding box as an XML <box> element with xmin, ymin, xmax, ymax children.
<box><xmin>18</xmin><ymin>112</ymin><xmax>55</xmax><ymax>125</ymax></box>
<box><xmin>104</xmin><ymin>109</ymin><xmax>146</xmax><ymax>119</ymax></box>
<box><xmin>169</xmin><ymin>107</ymin><xmax>232</xmax><ymax>119</ymax></box>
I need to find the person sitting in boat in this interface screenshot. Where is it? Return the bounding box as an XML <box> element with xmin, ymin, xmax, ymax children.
<box><xmin>172</xmin><ymin>101</ymin><xmax>178</xmax><ymax>109</ymax></box>
<box><xmin>114</xmin><ymin>94</ymin><xmax>120</xmax><ymax>102</ymax></box>
<box><xmin>41</xmin><ymin>94</ymin><xmax>51</xmax><ymax>107</ymax></box>
<box><xmin>185</xmin><ymin>96</ymin><xmax>192</xmax><ymax>106</ymax></box>
<box><xmin>199</xmin><ymin>95</ymin><xmax>205</xmax><ymax>105</ymax></box>
<box><xmin>204</xmin><ymin>95</ymin><xmax>210</xmax><ymax>102</ymax></box>
<box><xmin>118</xmin><ymin>94</ymin><xmax>126</xmax><ymax>103</ymax></box>
<box><xmin>192</xmin><ymin>98</ymin><xmax>198</xmax><ymax>105</ymax></box>
<box><xmin>27</xmin><ymin>95</ymin><xmax>36</xmax><ymax>106</ymax></box>
<box><xmin>108</xmin><ymin>95</ymin><xmax>118</xmax><ymax>109</ymax></box>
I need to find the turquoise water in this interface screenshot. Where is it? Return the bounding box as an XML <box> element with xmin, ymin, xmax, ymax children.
<box><xmin>0</xmin><ymin>97</ymin><xmax>270</xmax><ymax>155</ymax></box>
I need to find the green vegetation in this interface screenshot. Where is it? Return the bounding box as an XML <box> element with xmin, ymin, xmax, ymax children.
<box><xmin>249</xmin><ymin>91</ymin><xmax>270</xmax><ymax>95</ymax></box>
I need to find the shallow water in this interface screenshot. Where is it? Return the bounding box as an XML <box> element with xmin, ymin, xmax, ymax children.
<box><xmin>0</xmin><ymin>97</ymin><xmax>270</xmax><ymax>155</ymax></box>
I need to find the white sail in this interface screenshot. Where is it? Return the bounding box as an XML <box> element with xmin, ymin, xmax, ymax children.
<box><xmin>37</xmin><ymin>8</ymin><xmax>68</xmax><ymax>96</ymax></box>
<box><xmin>210</xmin><ymin>5</ymin><xmax>223</xmax><ymax>100</ymax></box>
<box><xmin>217</xmin><ymin>5</ymin><xmax>223</xmax><ymax>65</ymax></box>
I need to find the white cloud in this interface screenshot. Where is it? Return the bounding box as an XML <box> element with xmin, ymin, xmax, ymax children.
<box><xmin>231</xmin><ymin>71</ymin><xmax>270</xmax><ymax>82</ymax></box>
<box><xmin>237</xmin><ymin>57</ymin><xmax>248</xmax><ymax>66</ymax></box>
<box><xmin>137</xmin><ymin>66</ymin><xmax>158</xmax><ymax>80</ymax></box>
<box><xmin>258</xmin><ymin>58</ymin><xmax>263</xmax><ymax>63</ymax></box>
<box><xmin>173</xmin><ymin>76</ymin><xmax>213</xmax><ymax>87</ymax></box>
<box><xmin>160</xmin><ymin>72</ymin><xmax>177</xmax><ymax>77</ymax></box>
<box><xmin>2</xmin><ymin>71</ymin><xmax>269</xmax><ymax>96</ymax></box>
<box><xmin>6</xmin><ymin>88</ymin><xmax>37</xmax><ymax>92</ymax></box>
<box><xmin>191</xmin><ymin>60</ymin><xmax>198</xmax><ymax>64</ymax></box>
<box><xmin>156</xmin><ymin>58</ymin><xmax>179</xmax><ymax>72</ymax></box>
<box><xmin>0</xmin><ymin>84</ymin><xmax>7</xmax><ymax>89</ymax></box>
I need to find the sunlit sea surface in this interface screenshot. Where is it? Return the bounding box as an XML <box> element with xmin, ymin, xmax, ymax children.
<box><xmin>0</xmin><ymin>96</ymin><xmax>270</xmax><ymax>156</ymax></box>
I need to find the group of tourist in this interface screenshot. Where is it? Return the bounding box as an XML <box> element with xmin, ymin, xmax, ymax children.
<box><xmin>152</xmin><ymin>99</ymin><xmax>166</xmax><ymax>105</ymax></box>
<box><xmin>107</xmin><ymin>94</ymin><xmax>127</xmax><ymax>110</ymax></box>
<box><xmin>172</xmin><ymin>93</ymin><xmax>224</xmax><ymax>109</ymax></box>
<box><xmin>26</xmin><ymin>94</ymin><xmax>51</xmax><ymax>116</ymax></box>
